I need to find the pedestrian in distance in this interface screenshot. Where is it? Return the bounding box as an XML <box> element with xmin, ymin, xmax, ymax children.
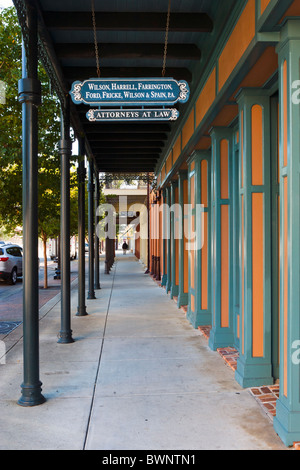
<box><xmin>122</xmin><ymin>241</ymin><xmax>128</xmax><ymax>255</ymax></box>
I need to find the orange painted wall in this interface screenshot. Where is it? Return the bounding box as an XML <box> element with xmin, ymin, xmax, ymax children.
<box><xmin>279</xmin><ymin>0</ymin><xmax>300</xmax><ymax>22</ymax></box>
<box><xmin>260</xmin><ymin>0</ymin><xmax>271</xmax><ymax>15</ymax></box>
<box><xmin>251</xmin><ymin>102</ymin><xmax>264</xmax><ymax>358</ymax></box>
<box><xmin>173</xmin><ymin>135</ymin><xmax>182</xmax><ymax>165</ymax></box>
<box><xmin>201</xmin><ymin>160</ymin><xmax>208</xmax><ymax>310</ymax></box>
<box><xmin>252</xmin><ymin>193</ymin><xmax>264</xmax><ymax>357</ymax></box>
<box><xmin>190</xmin><ymin>174</ymin><xmax>195</xmax><ymax>293</ymax></box>
<box><xmin>166</xmin><ymin>151</ymin><xmax>173</xmax><ymax>175</ymax></box>
<box><xmin>220</xmin><ymin>140</ymin><xmax>229</xmax><ymax>328</ymax></box>
<box><xmin>218</xmin><ymin>0</ymin><xmax>256</xmax><ymax>91</ymax></box>
<box><xmin>251</xmin><ymin>105</ymin><xmax>264</xmax><ymax>185</ymax></box>
<box><xmin>241</xmin><ymin>195</ymin><xmax>245</xmax><ymax>355</ymax></box>
<box><xmin>220</xmin><ymin>140</ymin><xmax>229</xmax><ymax>199</ymax></box>
<box><xmin>283</xmin><ymin>177</ymin><xmax>288</xmax><ymax>397</ymax></box>
<box><xmin>221</xmin><ymin>205</ymin><xmax>229</xmax><ymax>328</ymax></box>
<box><xmin>195</xmin><ymin>67</ymin><xmax>216</xmax><ymax>128</ymax></box>
<box><xmin>183</xmin><ymin>179</ymin><xmax>189</xmax><ymax>294</ymax></box>
<box><xmin>182</xmin><ymin>109</ymin><xmax>195</xmax><ymax>149</ymax></box>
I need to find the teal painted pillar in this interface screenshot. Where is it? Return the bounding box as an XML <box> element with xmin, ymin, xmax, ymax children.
<box><xmin>273</xmin><ymin>20</ymin><xmax>300</xmax><ymax>447</ymax></box>
<box><xmin>160</xmin><ymin>188</ymin><xmax>168</xmax><ymax>287</ymax></box>
<box><xmin>209</xmin><ymin>128</ymin><xmax>235</xmax><ymax>351</ymax></box>
<box><xmin>187</xmin><ymin>151</ymin><xmax>211</xmax><ymax>328</ymax></box>
<box><xmin>232</xmin><ymin>131</ymin><xmax>241</xmax><ymax>350</ymax></box>
<box><xmin>177</xmin><ymin>170</ymin><xmax>189</xmax><ymax>308</ymax></box>
<box><xmin>170</xmin><ymin>180</ymin><xmax>179</xmax><ymax>299</ymax></box>
<box><xmin>165</xmin><ymin>184</ymin><xmax>172</xmax><ymax>294</ymax></box>
<box><xmin>235</xmin><ymin>88</ymin><xmax>273</xmax><ymax>388</ymax></box>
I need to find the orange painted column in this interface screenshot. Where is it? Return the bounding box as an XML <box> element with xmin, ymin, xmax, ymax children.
<box><xmin>150</xmin><ymin>192</ymin><xmax>154</xmax><ymax>275</ymax></box>
<box><xmin>209</xmin><ymin>128</ymin><xmax>235</xmax><ymax>351</ymax></box>
<box><xmin>235</xmin><ymin>89</ymin><xmax>273</xmax><ymax>388</ymax></box>
<box><xmin>154</xmin><ymin>192</ymin><xmax>161</xmax><ymax>281</ymax></box>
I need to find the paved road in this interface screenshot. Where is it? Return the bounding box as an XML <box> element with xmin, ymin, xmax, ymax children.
<box><xmin>0</xmin><ymin>258</ymin><xmax>79</xmax><ymax>322</ymax></box>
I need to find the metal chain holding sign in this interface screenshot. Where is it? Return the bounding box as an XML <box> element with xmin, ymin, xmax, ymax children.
<box><xmin>91</xmin><ymin>0</ymin><xmax>101</xmax><ymax>78</ymax></box>
<box><xmin>162</xmin><ymin>0</ymin><xmax>171</xmax><ymax>77</ymax></box>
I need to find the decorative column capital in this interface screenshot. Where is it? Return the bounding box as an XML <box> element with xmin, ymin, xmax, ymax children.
<box><xmin>18</xmin><ymin>78</ymin><xmax>41</xmax><ymax>106</ymax></box>
<box><xmin>187</xmin><ymin>149</ymin><xmax>210</xmax><ymax>166</ymax></box>
<box><xmin>59</xmin><ymin>139</ymin><xmax>72</xmax><ymax>155</ymax></box>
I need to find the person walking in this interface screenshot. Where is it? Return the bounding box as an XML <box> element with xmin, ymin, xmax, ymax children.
<box><xmin>122</xmin><ymin>241</ymin><xmax>128</xmax><ymax>255</ymax></box>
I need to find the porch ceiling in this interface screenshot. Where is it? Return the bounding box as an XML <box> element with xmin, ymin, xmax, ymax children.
<box><xmin>19</xmin><ymin>0</ymin><xmax>237</xmax><ymax>174</ymax></box>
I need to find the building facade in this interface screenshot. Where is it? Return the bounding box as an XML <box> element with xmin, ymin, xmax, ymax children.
<box><xmin>149</xmin><ymin>0</ymin><xmax>300</xmax><ymax>447</ymax></box>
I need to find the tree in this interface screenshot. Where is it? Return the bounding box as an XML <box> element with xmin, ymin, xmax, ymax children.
<box><xmin>0</xmin><ymin>7</ymin><xmax>78</xmax><ymax>288</ymax></box>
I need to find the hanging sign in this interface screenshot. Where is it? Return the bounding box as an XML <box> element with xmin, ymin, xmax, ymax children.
<box><xmin>70</xmin><ymin>78</ymin><xmax>190</xmax><ymax>107</ymax></box>
<box><xmin>86</xmin><ymin>108</ymin><xmax>180</xmax><ymax>122</ymax></box>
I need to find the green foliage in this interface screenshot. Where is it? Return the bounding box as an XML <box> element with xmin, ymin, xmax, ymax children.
<box><xmin>0</xmin><ymin>7</ymin><xmax>79</xmax><ymax>242</ymax></box>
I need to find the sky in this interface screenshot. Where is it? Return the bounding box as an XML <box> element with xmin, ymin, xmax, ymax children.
<box><xmin>0</xmin><ymin>0</ymin><xmax>13</xmax><ymax>8</ymax></box>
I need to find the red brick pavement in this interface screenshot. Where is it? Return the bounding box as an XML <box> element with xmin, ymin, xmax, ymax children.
<box><xmin>0</xmin><ymin>263</ymin><xmax>78</xmax><ymax>322</ymax></box>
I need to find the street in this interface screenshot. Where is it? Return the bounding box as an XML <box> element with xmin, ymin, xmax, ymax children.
<box><xmin>0</xmin><ymin>258</ymin><xmax>79</xmax><ymax>324</ymax></box>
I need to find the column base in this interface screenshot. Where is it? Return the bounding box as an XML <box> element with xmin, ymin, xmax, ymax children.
<box><xmin>170</xmin><ymin>284</ymin><xmax>179</xmax><ymax>299</ymax></box>
<box><xmin>208</xmin><ymin>327</ymin><xmax>235</xmax><ymax>351</ymax></box>
<box><xmin>235</xmin><ymin>356</ymin><xmax>273</xmax><ymax>388</ymax></box>
<box><xmin>94</xmin><ymin>283</ymin><xmax>101</xmax><ymax>290</ymax></box>
<box><xmin>57</xmin><ymin>330</ymin><xmax>74</xmax><ymax>344</ymax></box>
<box><xmin>187</xmin><ymin>307</ymin><xmax>211</xmax><ymax>329</ymax></box>
<box><xmin>160</xmin><ymin>274</ymin><xmax>167</xmax><ymax>287</ymax></box>
<box><xmin>87</xmin><ymin>292</ymin><xmax>96</xmax><ymax>300</ymax></box>
<box><xmin>166</xmin><ymin>280</ymin><xmax>172</xmax><ymax>294</ymax></box>
<box><xmin>177</xmin><ymin>292</ymin><xmax>188</xmax><ymax>308</ymax></box>
<box><xmin>273</xmin><ymin>400</ymin><xmax>300</xmax><ymax>447</ymax></box>
<box><xmin>18</xmin><ymin>382</ymin><xmax>46</xmax><ymax>407</ymax></box>
<box><xmin>76</xmin><ymin>306</ymin><xmax>88</xmax><ymax>316</ymax></box>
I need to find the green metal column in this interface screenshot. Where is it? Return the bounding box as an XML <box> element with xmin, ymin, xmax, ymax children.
<box><xmin>94</xmin><ymin>173</ymin><xmax>101</xmax><ymax>290</ymax></box>
<box><xmin>18</xmin><ymin>3</ymin><xmax>45</xmax><ymax>406</ymax></box>
<box><xmin>273</xmin><ymin>20</ymin><xmax>300</xmax><ymax>447</ymax></box>
<box><xmin>87</xmin><ymin>159</ymin><xmax>96</xmax><ymax>300</ymax></box>
<box><xmin>209</xmin><ymin>128</ymin><xmax>235</xmax><ymax>351</ymax></box>
<box><xmin>235</xmin><ymin>89</ymin><xmax>273</xmax><ymax>388</ymax></box>
<box><xmin>187</xmin><ymin>151</ymin><xmax>211</xmax><ymax>328</ymax></box>
<box><xmin>170</xmin><ymin>180</ymin><xmax>179</xmax><ymax>299</ymax></box>
<box><xmin>76</xmin><ymin>139</ymin><xmax>88</xmax><ymax>317</ymax></box>
<box><xmin>177</xmin><ymin>170</ymin><xmax>188</xmax><ymax>308</ymax></box>
<box><xmin>58</xmin><ymin>98</ymin><xmax>74</xmax><ymax>344</ymax></box>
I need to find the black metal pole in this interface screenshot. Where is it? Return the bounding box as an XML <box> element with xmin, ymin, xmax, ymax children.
<box><xmin>76</xmin><ymin>138</ymin><xmax>87</xmax><ymax>316</ymax></box>
<box><xmin>58</xmin><ymin>99</ymin><xmax>74</xmax><ymax>343</ymax></box>
<box><xmin>18</xmin><ymin>5</ymin><xmax>45</xmax><ymax>406</ymax></box>
<box><xmin>87</xmin><ymin>159</ymin><xmax>96</xmax><ymax>299</ymax></box>
<box><xmin>94</xmin><ymin>172</ymin><xmax>101</xmax><ymax>290</ymax></box>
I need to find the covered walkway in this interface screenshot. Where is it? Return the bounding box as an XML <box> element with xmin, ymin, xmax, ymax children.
<box><xmin>0</xmin><ymin>254</ymin><xmax>287</xmax><ymax>450</ymax></box>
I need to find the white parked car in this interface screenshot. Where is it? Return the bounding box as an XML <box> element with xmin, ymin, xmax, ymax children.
<box><xmin>0</xmin><ymin>244</ymin><xmax>23</xmax><ymax>285</ymax></box>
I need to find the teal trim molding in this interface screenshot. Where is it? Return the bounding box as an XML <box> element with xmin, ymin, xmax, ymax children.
<box><xmin>234</xmin><ymin>88</ymin><xmax>273</xmax><ymax>388</ymax></box>
<box><xmin>186</xmin><ymin>150</ymin><xmax>212</xmax><ymax>328</ymax></box>
<box><xmin>208</xmin><ymin>127</ymin><xmax>235</xmax><ymax>351</ymax></box>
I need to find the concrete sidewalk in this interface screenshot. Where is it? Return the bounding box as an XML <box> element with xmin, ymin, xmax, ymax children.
<box><xmin>0</xmin><ymin>254</ymin><xmax>288</xmax><ymax>450</ymax></box>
